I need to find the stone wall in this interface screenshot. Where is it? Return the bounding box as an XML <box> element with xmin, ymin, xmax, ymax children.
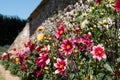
<box><xmin>29</xmin><ymin>0</ymin><xmax>79</xmax><ymax>35</ymax></box>
<box><xmin>8</xmin><ymin>23</ymin><xmax>30</xmax><ymax>51</ymax></box>
<box><xmin>30</xmin><ymin>0</ymin><xmax>90</xmax><ymax>40</ymax></box>
<box><xmin>9</xmin><ymin>0</ymin><xmax>91</xmax><ymax>50</ymax></box>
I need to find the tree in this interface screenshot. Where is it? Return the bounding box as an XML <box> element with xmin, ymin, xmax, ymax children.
<box><xmin>0</xmin><ymin>14</ymin><xmax>27</xmax><ymax>46</ymax></box>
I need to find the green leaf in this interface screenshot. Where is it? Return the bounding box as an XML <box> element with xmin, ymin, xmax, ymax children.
<box><xmin>96</xmin><ymin>73</ymin><xmax>105</xmax><ymax>80</ymax></box>
<box><xmin>69</xmin><ymin>73</ymin><xmax>75</xmax><ymax>79</ymax></box>
<box><xmin>104</xmin><ymin>63</ymin><xmax>113</xmax><ymax>73</ymax></box>
<box><xmin>117</xmin><ymin>58</ymin><xmax>120</xmax><ymax>63</ymax></box>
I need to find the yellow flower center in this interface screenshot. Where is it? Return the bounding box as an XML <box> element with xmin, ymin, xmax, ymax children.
<box><xmin>15</xmin><ymin>58</ymin><xmax>19</xmax><ymax>64</ymax></box>
<box><xmin>59</xmin><ymin>65</ymin><xmax>64</xmax><ymax>69</ymax></box>
<box><xmin>59</xmin><ymin>30</ymin><xmax>63</xmax><ymax>34</ymax></box>
<box><xmin>80</xmin><ymin>41</ymin><xmax>84</xmax><ymax>46</ymax></box>
<box><xmin>98</xmin><ymin>50</ymin><xmax>102</xmax><ymax>55</ymax></box>
<box><xmin>15</xmin><ymin>58</ymin><xmax>19</xmax><ymax>62</ymax></box>
<box><xmin>66</xmin><ymin>45</ymin><xmax>71</xmax><ymax>49</ymax></box>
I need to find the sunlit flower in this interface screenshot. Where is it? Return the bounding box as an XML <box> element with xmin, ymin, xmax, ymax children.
<box><xmin>37</xmin><ymin>33</ymin><xmax>44</xmax><ymax>41</ymax></box>
<box><xmin>37</xmin><ymin>26</ymin><xmax>44</xmax><ymax>31</ymax></box>
<box><xmin>91</xmin><ymin>44</ymin><xmax>106</xmax><ymax>61</ymax></box>
<box><xmin>115</xmin><ymin>0</ymin><xmax>120</xmax><ymax>12</ymax></box>
<box><xmin>54</xmin><ymin>58</ymin><xmax>67</xmax><ymax>75</ymax></box>
<box><xmin>55</xmin><ymin>25</ymin><xmax>66</xmax><ymax>38</ymax></box>
<box><xmin>61</xmin><ymin>39</ymin><xmax>75</xmax><ymax>55</ymax></box>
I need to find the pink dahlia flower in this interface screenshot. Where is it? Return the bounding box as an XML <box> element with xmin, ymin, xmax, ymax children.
<box><xmin>91</xmin><ymin>44</ymin><xmax>106</xmax><ymax>61</ymax></box>
<box><xmin>19</xmin><ymin>51</ymin><xmax>25</xmax><ymax>63</ymax></box>
<box><xmin>115</xmin><ymin>0</ymin><xmax>120</xmax><ymax>12</ymax></box>
<box><xmin>54</xmin><ymin>58</ymin><xmax>67</xmax><ymax>75</ymax></box>
<box><xmin>61</xmin><ymin>39</ymin><xmax>75</xmax><ymax>55</ymax></box>
<box><xmin>13</xmin><ymin>48</ymin><xmax>19</xmax><ymax>55</ymax></box>
<box><xmin>55</xmin><ymin>25</ymin><xmax>66</xmax><ymax>38</ymax></box>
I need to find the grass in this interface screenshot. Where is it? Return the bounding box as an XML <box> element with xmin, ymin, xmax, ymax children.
<box><xmin>0</xmin><ymin>45</ymin><xmax>9</xmax><ymax>55</ymax></box>
<box><xmin>0</xmin><ymin>46</ymin><xmax>8</xmax><ymax>52</ymax></box>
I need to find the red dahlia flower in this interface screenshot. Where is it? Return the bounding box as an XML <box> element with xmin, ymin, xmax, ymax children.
<box><xmin>54</xmin><ymin>58</ymin><xmax>67</xmax><ymax>75</ymax></box>
<box><xmin>35</xmin><ymin>47</ymin><xmax>50</xmax><ymax>77</ymax></box>
<box><xmin>55</xmin><ymin>25</ymin><xmax>66</xmax><ymax>38</ymax></box>
<box><xmin>83</xmin><ymin>32</ymin><xmax>91</xmax><ymax>40</ymax></box>
<box><xmin>24</xmin><ymin>40</ymin><xmax>36</xmax><ymax>52</ymax></box>
<box><xmin>74</xmin><ymin>38</ymin><xmax>87</xmax><ymax>51</ymax></box>
<box><xmin>61</xmin><ymin>39</ymin><xmax>75</xmax><ymax>55</ymax></box>
<box><xmin>36</xmin><ymin>45</ymin><xmax>44</xmax><ymax>52</ymax></box>
<box><xmin>74</xmin><ymin>25</ymin><xmax>81</xmax><ymax>34</ymax></box>
<box><xmin>115</xmin><ymin>0</ymin><xmax>120</xmax><ymax>12</ymax></box>
<box><xmin>36</xmin><ymin>47</ymin><xmax>50</xmax><ymax>68</ymax></box>
<box><xmin>91</xmin><ymin>44</ymin><xmax>106</xmax><ymax>61</ymax></box>
<box><xmin>96</xmin><ymin>0</ymin><xmax>101</xmax><ymax>4</ymax></box>
<box><xmin>21</xmin><ymin>62</ymin><xmax>27</xmax><ymax>72</ymax></box>
<box><xmin>34</xmin><ymin>67</ymin><xmax>44</xmax><ymax>77</ymax></box>
<box><xmin>2</xmin><ymin>52</ymin><xmax>10</xmax><ymax>60</ymax></box>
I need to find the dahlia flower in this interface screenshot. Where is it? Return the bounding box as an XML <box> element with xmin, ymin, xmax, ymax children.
<box><xmin>61</xmin><ymin>39</ymin><xmax>75</xmax><ymax>55</ymax></box>
<box><xmin>115</xmin><ymin>0</ymin><xmax>120</xmax><ymax>12</ymax></box>
<box><xmin>54</xmin><ymin>58</ymin><xmax>67</xmax><ymax>75</ymax></box>
<box><xmin>55</xmin><ymin>25</ymin><xmax>66</xmax><ymax>38</ymax></box>
<box><xmin>91</xmin><ymin>44</ymin><xmax>106</xmax><ymax>61</ymax></box>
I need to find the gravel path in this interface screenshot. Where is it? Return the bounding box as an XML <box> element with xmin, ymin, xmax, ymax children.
<box><xmin>0</xmin><ymin>65</ymin><xmax>20</xmax><ymax>80</ymax></box>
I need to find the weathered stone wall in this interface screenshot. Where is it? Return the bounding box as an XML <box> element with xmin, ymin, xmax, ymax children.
<box><xmin>30</xmin><ymin>0</ymin><xmax>90</xmax><ymax>40</ymax></box>
<box><xmin>29</xmin><ymin>0</ymin><xmax>80</xmax><ymax>35</ymax></box>
<box><xmin>8</xmin><ymin>23</ymin><xmax>30</xmax><ymax>51</ymax></box>
<box><xmin>9</xmin><ymin>0</ymin><xmax>90</xmax><ymax>50</ymax></box>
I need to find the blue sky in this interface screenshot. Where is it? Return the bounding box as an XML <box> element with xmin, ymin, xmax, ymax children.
<box><xmin>0</xmin><ymin>0</ymin><xmax>42</xmax><ymax>19</ymax></box>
